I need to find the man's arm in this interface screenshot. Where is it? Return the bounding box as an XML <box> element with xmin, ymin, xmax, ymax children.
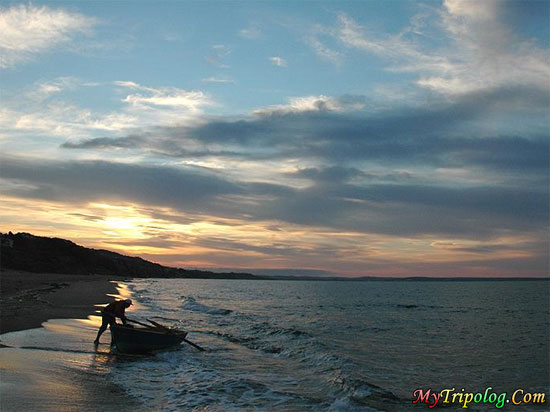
<box><xmin>116</xmin><ymin>301</ymin><xmax>128</xmax><ymax>324</ymax></box>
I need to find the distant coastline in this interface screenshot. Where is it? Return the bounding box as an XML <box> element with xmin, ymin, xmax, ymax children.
<box><xmin>1</xmin><ymin>232</ymin><xmax>547</xmax><ymax>281</ymax></box>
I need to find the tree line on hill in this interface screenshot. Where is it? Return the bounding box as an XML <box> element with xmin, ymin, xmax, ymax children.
<box><xmin>0</xmin><ymin>232</ymin><xmax>258</xmax><ymax>279</ymax></box>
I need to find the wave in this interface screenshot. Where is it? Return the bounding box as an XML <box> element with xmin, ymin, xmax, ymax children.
<box><xmin>396</xmin><ymin>304</ymin><xmax>419</xmax><ymax>309</ymax></box>
<box><xmin>202</xmin><ymin>320</ymin><xmax>313</xmax><ymax>355</ymax></box>
<box><xmin>253</xmin><ymin>323</ymin><xmax>312</xmax><ymax>338</ymax></box>
<box><xmin>149</xmin><ymin>315</ymin><xmax>181</xmax><ymax>323</ymax></box>
<box><xmin>343</xmin><ymin>378</ymin><xmax>399</xmax><ymax>403</ymax></box>
<box><xmin>396</xmin><ymin>303</ymin><xmax>450</xmax><ymax>310</ymax></box>
<box><xmin>180</xmin><ymin>296</ymin><xmax>232</xmax><ymax>315</ymax></box>
<box><xmin>328</xmin><ymin>396</ymin><xmax>383</xmax><ymax>411</ymax></box>
<box><xmin>328</xmin><ymin>376</ymin><xmax>399</xmax><ymax>411</ymax></box>
<box><xmin>202</xmin><ymin>330</ymin><xmax>282</xmax><ymax>353</ymax></box>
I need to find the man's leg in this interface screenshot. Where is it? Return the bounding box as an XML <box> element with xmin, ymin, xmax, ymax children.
<box><xmin>94</xmin><ymin>314</ymin><xmax>114</xmax><ymax>343</ymax></box>
<box><xmin>108</xmin><ymin>318</ymin><xmax>117</xmax><ymax>346</ymax></box>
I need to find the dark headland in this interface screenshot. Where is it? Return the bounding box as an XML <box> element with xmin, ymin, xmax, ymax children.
<box><xmin>0</xmin><ymin>232</ymin><xmax>259</xmax><ymax>280</ymax></box>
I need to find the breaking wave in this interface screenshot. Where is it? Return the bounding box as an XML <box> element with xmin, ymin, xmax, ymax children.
<box><xmin>180</xmin><ymin>296</ymin><xmax>232</xmax><ymax>315</ymax></box>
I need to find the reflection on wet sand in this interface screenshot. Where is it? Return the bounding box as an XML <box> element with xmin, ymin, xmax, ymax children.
<box><xmin>0</xmin><ymin>317</ymin><xmax>144</xmax><ymax>412</ymax></box>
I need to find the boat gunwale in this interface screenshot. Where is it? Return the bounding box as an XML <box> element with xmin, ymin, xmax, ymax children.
<box><xmin>112</xmin><ymin>324</ymin><xmax>187</xmax><ymax>336</ymax></box>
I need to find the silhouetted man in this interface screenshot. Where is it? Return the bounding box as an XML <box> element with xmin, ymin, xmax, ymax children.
<box><xmin>94</xmin><ymin>298</ymin><xmax>132</xmax><ymax>344</ymax></box>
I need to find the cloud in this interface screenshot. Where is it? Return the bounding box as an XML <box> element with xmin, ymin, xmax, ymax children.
<box><xmin>2</xmin><ymin>2</ymin><xmax>547</xmax><ymax>277</ymax></box>
<box><xmin>253</xmin><ymin>94</ymin><xmax>366</xmax><ymax>115</ymax></box>
<box><xmin>0</xmin><ymin>4</ymin><xmax>97</xmax><ymax>68</ymax></box>
<box><xmin>162</xmin><ymin>87</ymin><xmax>546</xmax><ymax>161</ymax></box>
<box><xmin>257</xmin><ymin>183</ymin><xmax>548</xmax><ymax>239</ymax></box>
<box><xmin>1</xmin><ymin>101</ymin><xmax>136</xmax><ymax>138</ymax></box>
<box><xmin>37</xmin><ymin>77</ymin><xmax>80</xmax><ymax>95</ymax></box>
<box><xmin>0</xmin><ymin>80</ymin><xmax>212</xmax><ymax>140</ymax></box>
<box><xmin>4</xmin><ymin>108</ymin><xmax>548</xmax><ymax>275</ymax></box>
<box><xmin>60</xmin><ymin>87</ymin><xmax>549</xmax><ymax>179</ymax></box>
<box><xmin>336</xmin><ymin>14</ymin><xmax>393</xmax><ymax>56</ymax></box>
<box><xmin>162</xmin><ymin>31</ymin><xmax>183</xmax><ymax>42</ymax></box>
<box><xmin>61</xmin><ymin>134</ymin><xmax>245</xmax><ymax>160</ymax></box>
<box><xmin>307</xmin><ymin>36</ymin><xmax>343</xmax><ymax>65</ymax></box>
<box><xmin>315</xmin><ymin>12</ymin><xmax>451</xmax><ymax>74</ymax></box>
<box><xmin>0</xmin><ymin>157</ymin><xmax>243</xmax><ymax>213</ymax></box>
<box><xmin>61</xmin><ymin>136</ymin><xmax>147</xmax><ymax>150</ymax></box>
<box><xmin>416</xmin><ymin>0</ymin><xmax>550</xmax><ymax>95</ymax></box>
<box><xmin>269</xmin><ymin>56</ymin><xmax>288</xmax><ymax>67</ymax></box>
<box><xmin>312</xmin><ymin>4</ymin><xmax>549</xmax><ymax>97</ymax></box>
<box><xmin>290</xmin><ymin>166</ymin><xmax>366</xmax><ymax>183</ymax></box>
<box><xmin>1</xmin><ymin>155</ymin><xmax>547</xmax><ymax>241</ymax></box>
<box><xmin>19</xmin><ymin>85</ymin><xmax>550</xmax><ymax>242</ymax></box>
<box><xmin>239</xmin><ymin>26</ymin><xmax>262</xmax><ymax>39</ymax></box>
<box><xmin>201</xmin><ymin>76</ymin><xmax>235</xmax><ymax>84</ymax></box>
<box><xmin>115</xmin><ymin>81</ymin><xmax>211</xmax><ymax>114</ymax></box>
<box><xmin>206</xmin><ymin>44</ymin><xmax>231</xmax><ymax>68</ymax></box>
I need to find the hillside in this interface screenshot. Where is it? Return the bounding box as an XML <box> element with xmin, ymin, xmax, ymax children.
<box><xmin>0</xmin><ymin>232</ymin><xmax>258</xmax><ymax>279</ymax></box>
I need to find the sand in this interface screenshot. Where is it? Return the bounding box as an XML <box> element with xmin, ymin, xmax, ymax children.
<box><xmin>1</xmin><ymin>346</ymin><xmax>145</xmax><ymax>412</ymax></box>
<box><xmin>0</xmin><ymin>270</ymin><xmax>143</xmax><ymax>411</ymax></box>
<box><xmin>0</xmin><ymin>270</ymin><xmax>127</xmax><ymax>334</ymax></box>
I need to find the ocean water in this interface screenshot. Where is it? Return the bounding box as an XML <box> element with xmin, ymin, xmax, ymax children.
<box><xmin>113</xmin><ymin>279</ymin><xmax>549</xmax><ymax>411</ymax></box>
<box><xmin>1</xmin><ymin>279</ymin><xmax>548</xmax><ymax>411</ymax></box>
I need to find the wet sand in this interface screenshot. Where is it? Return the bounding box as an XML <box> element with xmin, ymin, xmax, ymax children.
<box><xmin>1</xmin><ymin>347</ymin><xmax>145</xmax><ymax>412</ymax></box>
<box><xmin>0</xmin><ymin>270</ymin><xmax>143</xmax><ymax>411</ymax></box>
<box><xmin>0</xmin><ymin>270</ymin><xmax>127</xmax><ymax>333</ymax></box>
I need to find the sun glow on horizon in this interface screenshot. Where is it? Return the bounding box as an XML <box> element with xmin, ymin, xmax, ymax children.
<box><xmin>0</xmin><ymin>193</ymin><xmax>546</xmax><ymax>277</ymax></box>
<box><xmin>0</xmin><ymin>0</ymin><xmax>547</xmax><ymax>278</ymax></box>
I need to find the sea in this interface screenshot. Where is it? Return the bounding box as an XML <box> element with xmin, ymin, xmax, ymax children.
<box><xmin>1</xmin><ymin>279</ymin><xmax>549</xmax><ymax>411</ymax></box>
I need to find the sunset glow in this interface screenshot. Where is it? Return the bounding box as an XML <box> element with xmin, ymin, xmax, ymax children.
<box><xmin>1</xmin><ymin>0</ymin><xmax>548</xmax><ymax>277</ymax></box>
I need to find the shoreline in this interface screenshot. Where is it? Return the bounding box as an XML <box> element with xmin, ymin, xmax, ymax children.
<box><xmin>2</xmin><ymin>268</ymin><xmax>546</xmax><ymax>337</ymax></box>
<box><xmin>0</xmin><ymin>270</ymin><xmax>144</xmax><ymax>412</ymax></box>
<box><xmin>0</xmin><ymin>269</ymin><xmax>128</xmax><ymax>334</ymax></box>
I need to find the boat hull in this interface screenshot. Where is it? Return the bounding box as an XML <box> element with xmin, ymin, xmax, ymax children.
<box><xmin>111</xmin><ymin>324</ymin><xmax>187</xmax><ymax>353</ymax></box>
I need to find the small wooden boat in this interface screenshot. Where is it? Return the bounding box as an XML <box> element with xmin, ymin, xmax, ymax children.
<box><xmin>111</xmin><ymin>323</ymin><xmax>187</xmax><ymax>353</ymax></box>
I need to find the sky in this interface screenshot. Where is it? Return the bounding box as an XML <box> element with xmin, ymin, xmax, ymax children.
<box><xmin>0</xmin><ymin>0</ymin><xmax>548</xmax><ymax>277</ymax></box>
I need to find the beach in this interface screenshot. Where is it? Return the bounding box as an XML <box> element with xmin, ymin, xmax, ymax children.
<box><xmin>0</xmin><ymin>269</ymin><xmax>126</xmax><ymax>334</ymax></box>
<box><xmin>0</xmin><ymin>270</ymin><xmax>143</xmax><ymax>412</ymax></box>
